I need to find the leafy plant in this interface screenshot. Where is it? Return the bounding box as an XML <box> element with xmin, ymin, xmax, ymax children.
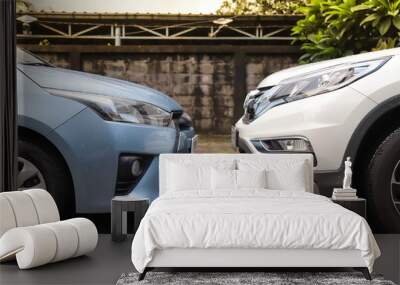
<box><xmin>217</xmin><ymin>0</ymin><xmax>307</xmax><ymax>15</ymax></box>
<box><xmin>16</xmin><ymin>0</ymin><xmax>32</xmax><ymax>13</ymax></box>
<box><xmin>353</xmin><ymin>0</ymin><xmax>400</xmax><ymax>35</ymax></box>
<box><xmin>292</xmin><ymin>0</ymin><xmax>400</xmax><ymax>63</ymax></box>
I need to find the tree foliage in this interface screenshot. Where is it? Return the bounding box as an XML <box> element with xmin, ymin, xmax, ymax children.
<box><xmin>218</xmin><ymin>0</ymin><xmax>400</xmax><ymax>62</ymax></box>
<box><xmin>292</xmin><ymin>0</ymin><xmax>400</xmax><ymax>63</ymax></box>
<box><xmin>217</xmin><ymin>0</ymin><xmax>307</xmax><ymax>15</ymax></box>
<box><xmin>16</xmin><ymin>0</ymin><xmax>32</xmax><ymax>12</ymax></box>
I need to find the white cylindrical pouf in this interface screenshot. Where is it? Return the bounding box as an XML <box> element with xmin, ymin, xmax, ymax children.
<box><xmin>0</xmin><ymin>196</ymin><xmax>17</xmax><ymax>237</ymax></box>
<box><xmin>0</xmin><ymin>190</ymin><xmax>98</xmax><ymax>269</ymax></box>
<box><xmin>0</xmin><ymin>226</ymin><xmax>57</xmax><ymax>269</ymax></box>
<box><xmin>1</xmin><ymin>192</ymin><xmax>39</xmax><ymax>227</ymax></box>
<box><xmin>24</xmin><ymin>189</ymin><xmax>60</xmax><ymax>223</ymax></box>
<box><xmin>65</xmin><ymin>218</ymin><xmax>98</xmax><ymax>257</ymax></box>
<box><xmin>42</xmin><ymin>221</ymin><xmax>79</xmax><ymax>262</ymax></box>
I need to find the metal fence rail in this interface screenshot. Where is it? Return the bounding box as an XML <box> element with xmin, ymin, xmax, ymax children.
<box><xmin>16</xmin><ymin>12</ymin><xmax>301</xmax><ymax>45</ymax></box>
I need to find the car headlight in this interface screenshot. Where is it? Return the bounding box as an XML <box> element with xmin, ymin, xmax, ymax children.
<box><xmin>244</xmin><ymin>56</ymin><xmax>390</xmax><ymax>121</ymax></box>
<box><xmin>178</xmin><ymin>112</ymin><xmax>193</xmax><ymax>129</ymax></box>
<box><xmin>46</xmin><ymin>89</ymin><xmax>173</xmax><ymax>128</ymax></box>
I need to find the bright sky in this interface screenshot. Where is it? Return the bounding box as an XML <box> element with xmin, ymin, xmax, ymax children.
<box><xmin>30</xmin><ymin>0</ymin><xmax>224</xmax><ymax>14</ymax></box>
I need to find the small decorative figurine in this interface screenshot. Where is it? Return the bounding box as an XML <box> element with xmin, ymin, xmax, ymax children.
<box><xmin>343</xmin><ymin>156</ymin><xmax>353</xmax><ymax>190</ymax></box>
<box><xmin>332</xmin><ymin>157</ymin><xmax>357</xmax><ymax>199</ymax></box>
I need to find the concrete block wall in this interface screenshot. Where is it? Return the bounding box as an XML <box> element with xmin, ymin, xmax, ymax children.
<box><xmin>40</xmin><ymin>52</ymin><xmax>71</xmax><ymax>69</ymax></box>
<box><xmin>246</xmin><ymin>55</ymin><xmax>297</xmax><ymax>91</ymax></box>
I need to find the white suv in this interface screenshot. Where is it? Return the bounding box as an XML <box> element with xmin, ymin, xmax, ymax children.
<box><xmin>233</xmin><ymin>48</ymin><xmax>400</xmax><ymax>233</ymax></box>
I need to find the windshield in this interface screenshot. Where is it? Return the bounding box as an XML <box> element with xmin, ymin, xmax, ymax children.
<box><xmin>17</xmin><ymin>48</ymin><xmax>52</xmax><ymax>66</ymax></box>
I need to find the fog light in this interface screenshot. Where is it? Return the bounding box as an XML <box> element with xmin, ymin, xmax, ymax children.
<box><xmin>250</xmin><ymin>137</ymin><xmax>317</xmax><ymax>165</ymax></box>
<box><xmin>262</xmin><ymin>138</ymin><xmax>313</xmax><ymax>152</ymax></box>
<box><xmin>131</xmin><ymin>159</ymin><xmax>142</xmax><ymax>177</ymax></box>
<box><xmin>116</xmin><ymin>154</ymin><xmax>152</xmax><ymax>195</ymax></box>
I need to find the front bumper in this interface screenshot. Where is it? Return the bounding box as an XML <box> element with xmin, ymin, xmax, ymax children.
<box><xmin>49</xmin><ymin>108</ymin><xmax>196</xmax><ymax>213</ymax></box>
<box><xmin>233</xmin><ymin>87</ymin><xmax>377</xmax><ymax>172</ymax></box>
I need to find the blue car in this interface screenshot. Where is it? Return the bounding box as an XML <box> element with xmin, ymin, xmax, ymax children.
<box><xmin>16</xmin><ymin>48</ymin><xmax>196</xmax><ymax>218</ymax></box>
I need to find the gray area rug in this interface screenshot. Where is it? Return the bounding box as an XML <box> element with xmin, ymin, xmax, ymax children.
<box><xmin>117</xmin><ymin>272</ymin><xmax>396</xmax><ymax>285</ymax></box>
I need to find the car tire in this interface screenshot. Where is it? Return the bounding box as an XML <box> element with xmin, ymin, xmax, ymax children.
<box><xmin>367</xmin><ymin>128</ymin><xmax>400</xmax><ymax>233</ymax></box>
<box><xmin>18</xmin><ymin>139</ymin><xmax>75</xmax><ymax>219</ymax></box>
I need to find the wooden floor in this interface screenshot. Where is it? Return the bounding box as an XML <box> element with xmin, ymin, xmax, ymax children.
<box><xmin>0</xmin><ymin>235</ymin><xmax>399</xmax><ymax>285</ymax></box>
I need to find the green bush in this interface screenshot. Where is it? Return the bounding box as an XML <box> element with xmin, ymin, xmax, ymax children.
<box><xmin>292</xmin><ymin>0</ymin><xmax>400</xmax><ymax>63</ymax></box>
<box><xmin>217</xmin><ymin>0</ymin><xmax>307</xmax><ymax>15</ymax></box>
<box><xmin>16</xmin><ymin>0</ymin><xmax>32</xmax><ymax>12</ymax></box>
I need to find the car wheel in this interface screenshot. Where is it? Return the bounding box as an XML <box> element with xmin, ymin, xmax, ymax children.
<box><xmin>367</xmin><ymin>128</ymin><xmax>400</xmax><ymax>233</ymax></box>
<box><xmin>18</xmin><ymin>139</ymin><xmax>75</xmax><ymax>219</ymax></box>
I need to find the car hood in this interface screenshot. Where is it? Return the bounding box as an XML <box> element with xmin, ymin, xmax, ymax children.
<box><xmin>258</xmin><ymin>47</ymin><xmax>400</xmax><ymax>88</ymax></box>
<box><xmin>20</xmin><ymin>65</ymin><xmax>182</xmax><ymax>112</ymax></box>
